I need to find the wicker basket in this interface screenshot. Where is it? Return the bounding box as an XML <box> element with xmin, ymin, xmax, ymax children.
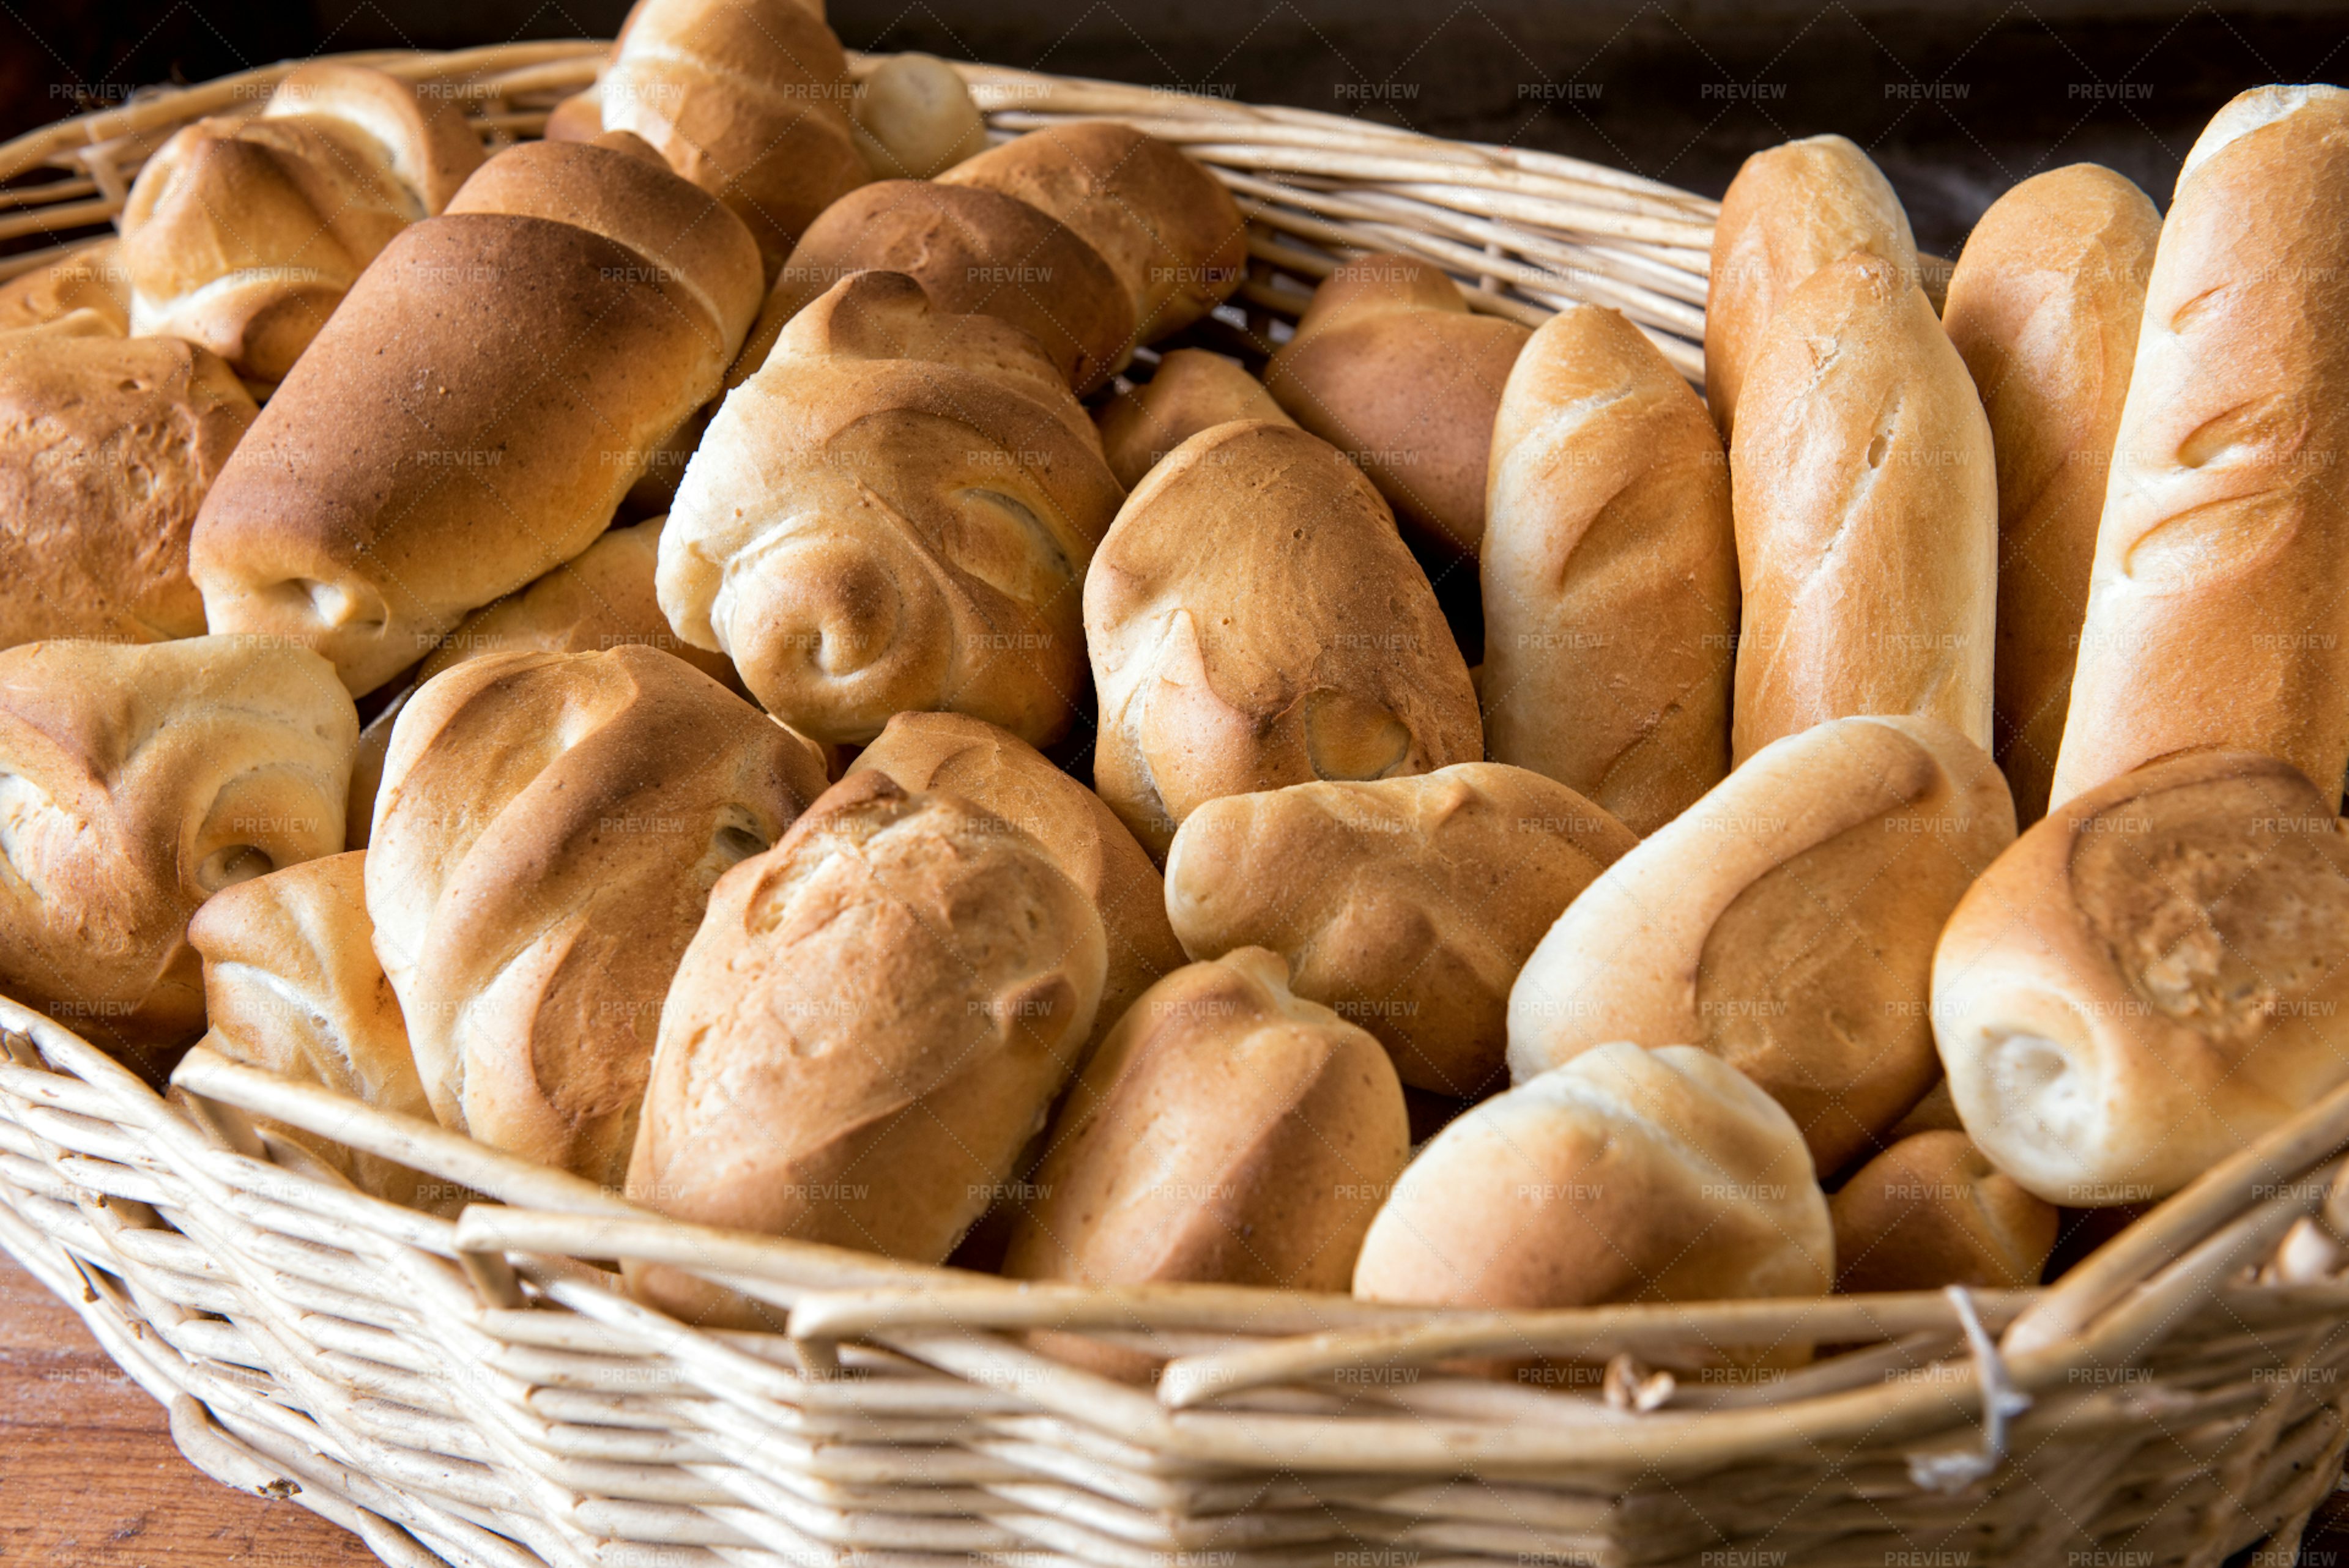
<box><xmin>2</xmin><ymin>42</ymin><xmax>2346</xmax><ymax>1568</ymax></box>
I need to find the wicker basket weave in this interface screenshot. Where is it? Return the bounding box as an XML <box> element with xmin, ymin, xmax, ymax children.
<box><xmin>1</xmin><ymin>41</ymin><xmax>2345</xmax><ymax>1568</ymax></box>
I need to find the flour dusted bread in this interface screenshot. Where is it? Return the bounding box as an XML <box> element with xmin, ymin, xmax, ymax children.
<box><xmin>1934</xmin><ymin>751</ymin><xmax>2349</xmax><ymax>1206</ymax></box>
<box><xmin>0</xmin><ymin>240</ymin><xmax>130</xmax><ymax>335</ymax></box>
<box><xmin>1482</xmin><ymin>302</ymin><xmax>1737</xmax><ymax>835</ymax></box>
<box><xmin>2051</xmin><ymin>87</ymin><xmax>2349</xmax><ymax>808</ymax></box>
<box><xmin>1086</xmin><ymin>419</ymin><xmax>1482</xmax><ymax>857</ymax></box>
<box><xmin>1510</xmin><ymin>716</ymin><xmax>2016</xmax><ymax>1175</ymax></box>
<box><xmin>1094</xmin><ymin>349</ymin><xmax>1290</xmax><ymax>490</ymax></box>
<box><xmin>626</xmin><ymin>774</ymin><xmax>1106</xmax><ymax>1324</ymax></box>
<box><xmin>1942</xmin><ymin>165</ymin><xmax>2160</xmax><ymax>824</ymax></box>
<box><xmin>366</xmin><ymin>645</ymin><xmax>826</xmax><ymax>1186</ymax></box>
<box><xmin>1829</xmin><ymin>1130</ymin><xmax>2058</xmax><ymax>1293</ymax></box>
<box><xmin>0</xmin><ymin>635</ymin><xmax>355</xmax><ymax>1060</ymax></box>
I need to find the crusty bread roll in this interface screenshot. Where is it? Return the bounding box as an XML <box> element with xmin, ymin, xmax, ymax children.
<box><xmin>851</xmin><ymin>53</ymin><xmax>989</xmax><ymax>179</ymax></box>
<box><xmin>1510</xmin><ymin>715</ymin><xmax>2016</xmax><ymax>1175</ymax></box>
<box><xmin>663</xmin><ymin>270</ymin><xmax>1123</xmax><ymax>747</ymax></box>
<box><xmin>0</xmin><ymin>240</ymin><xmax>130</xmax><ymax>335</ymax></box>
<box><xmin>367</xmin><ymin>645</ymin><xmax>826</xmax><ymax>1186</ymax></box>
<box><xmin>1482</xmin><ymin>301</ymin><xmax>1737</xmax><ymax>835</ymax></box>
<box><xmin>1094</xmin><ymin>349</ymin><xmax>1291</xmax><ymax>490</ymax></box>
<box><xmin>1263</xmin><ymin>253</ymin><xmax>1531</xmax><ymax>559</ymax></box>
<box><xmin>1004</xmin><ymin>947</ymin><xmax>1408</xmax><ymax>1291</ymax></box>
<box><xmin>1942</xmin><ymin>166</ymin><xmax>2160</xmax><ymax>826</ymax></box>
<box><xmin>1165</xmin><ymin>764</ymin><xmax>1636</xmax><ymax>1098</ymax></box>
<box><xmin>190</xmin><ymin>133</ymin><xmax>763</xmax><ymax>697</ymax></box>
<box><xmin>1705</xmin><ymin>134</ymin><xmax>1918</xmax><ymax>440</ymax></box>
<box><xmin>2050</xmin><ymin>87</ymin><xmax>2349</xmax><ymax>810</ymax></box>
<box><xmin>0</xmin><ymin>635</ymin><xmax>355</xmax><ymax>1060</ymax></box>
<box><xmin>1085</xmin><ymin>419</ymin><xmax>1483</xmax><ymax>858</ymax></box>
<box><xmin>344</xmin><ymin>690</ymin><xmax>407</xmax><ymax>853</ymax></box>
<box><xmin>1354</xmin><ymin>1041</ymin><xmax>1832</xmax><ymax>1311</ymax></box>
<box><xmin>0</xmin><ymin>328</ymin><xmax>256</xmax><ymax>649</ymax></box>
<box><xmin>626</xmin><ymin>773</ymin><xmax>1107</xmax><ymax>1322</ymax></box>
<box><xmin>118</xmin><ymin>62</ymin><xmax>484</xmax><ymax>391</ymax></box>
<box><xmin>1729</xmin><ymin>253</ymin><xmax>1997</xmax><ymax>764</ymax></box>
<box><xmin>1934</xmin><ymin>750</ymin><xmax>2349</xmax><ymax>1206</ymax></box>
<box><xmin>187</xmin><ymin>851</ymin><xmax>433</xmax><ymax>1205</ymax></box>
<box><xmin>1829</xmin><ymin>1130</ymin><xmax>2058</xmax><ymax>1293</ymax></box>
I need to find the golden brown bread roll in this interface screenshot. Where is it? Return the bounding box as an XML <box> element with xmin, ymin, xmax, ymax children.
<box><xmin>1164</xmin><ymin>764</ymin><xmax>1636</xmax><ymax>1098</ymax></box>
<box><xmin>366</xmin><ymin>645</ymin><xmax>827</xmax><ymax>1186</ymax></box>
<box><xmin>1003</xmin><ymin>947</ymin><xmax>1408</xmax><ymax>1292</ymax></box>
<box><xmin>118</xmin><ymin>63</ymin><xmax>484</xmax><ymax>392</ymax></box>
<box><xmin>662</xmin><ymin>270</ymin><xmax>1123</xmax><ymax>747</ymax></box>
<box><xmin>850</xmin><ymin>53</ymin><xmax>988</xmax><ymax>179</ymax></box>
<box><xmin>1482</xmin><ymin>301</ymin><xmax>1737</xmax><ymax>836</ymax></box>
<box><xmin>2051</xmin><ymin>87</ymin><xmax>2349</xmax><ymax>810</ymax></box>
<box><xmin>1094</xmin><ymin>349</ymin><xmax>1291</xmax><ymax>490</ymax></box>
<box><xmin>1829</xmin><ymin>1130</ymin><xmax>2058</xmax><ymax>1293</ymax></box>
<box><xmin>1085</xmin><ymin>419</ymin><xmax>1483</xmax><ymax>858</ymax></box>
<box><xmin>1510</xmin><ymin>715</ymin><xmax>2017</xmax><ymax>1175</ymax></box>
<box><xmin>1942</xmin><ymin>165</ymin><xmax>2160</xmax><ymax>826</ymax></box>
<box><xmin>1264</xmin><ymin>253</ymin><xmax>1531</xmax><ymax>559</ymax></box>
<box><xmin>1704</xmin><ymin>133</ymin><xmax>1918</xmax><ymax>440</ymax></box>
<box><xmin>1729</xmin><ymin>253</ymin><xmax>1997</xmax><ymax>764</ymax></box>
<box><xmin>187</xmin><ymin>851</ymin><xmax>432</xmax><ymax>1205</ymax></box>
<box><xmin>1354</xmin><ymin>1041</ymin><xmax>1832</xmax><ymax>1311</ymax></box>
<box><xmin>189</xmin><ymin>133</ymin><xmax>764</xmax><ymax>697</ymax></box>
<box><xmin>0</xmin><ymin>327</ymin><xmax>256</xmax><ymax>649</ymax></box>
<box><xmin>1934</xmin><ymin>750</ymin><xmax>2349</xmax><ymax>1206</ymax></box>
<box><xmin>626</xmin><ymin>773</ymin><xmax>1107</xmax><ymax>1322</ymax></box>
<box><xmin>0</xmin><ymin>240</ymin><xmax>130</xmax><ymax>335</ymax></box>
<box><xmin>0</xmin><ymin>635</ymin><xmax>356</xmax><ymax>1060</ymax></box>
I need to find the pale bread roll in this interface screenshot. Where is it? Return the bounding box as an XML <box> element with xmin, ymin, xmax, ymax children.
<box><xmin>0</xmin><ymin>240</ymin><xmax>130</xmax><ymax>335</ymax></box>
<box><xmin>1094</xmin><ymin>349</ymin><xmax>1291</xmax><ymax>490</ymax></box>
<box><xmin>850</xmin><ymin>53</ymin><xmax>988</xmax><ymax>179</ymax></box>
<box><xmin>1829</xmin><ymin>1130</ymin><xmax>2058</xmax><ymax>1293</ymax></box>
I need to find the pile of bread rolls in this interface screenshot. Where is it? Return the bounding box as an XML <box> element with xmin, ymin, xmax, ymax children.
<box><xmin>3</xmin><ymin>23</ymin><xmax>2346</xmax><ymax>1364</ymax></box>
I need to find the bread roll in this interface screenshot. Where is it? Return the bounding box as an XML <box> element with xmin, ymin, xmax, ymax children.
<box><xmin>119</xmin><ymin>63</ymin><xmax>484</xmax><ymax>391</ymax></box>
<box><xmin>1165</xmin><ymin>764</ymin><xmax>1636</xmax><ymax>1097</ymax></box>
<box><xmin>367</xmin><ymin>645</ymin><xmax>826</xmax><ymax>1185</ymax></box>
<box><xmin>1705</xmin><ymin>134</ymin><xmax>1918</xmax><ymax>439</ymax></box>
<box><xmin>1729</xmin><ymin>253</ymin><xmax>1997</xmax><ymax>763</ymax></box>
<box><xmin>1942</xmin><ymin>166</ymin><xmax>2160</xmax><ymax>826</ymax></box>
<box><xmin>1510</xmin><ymin>715</ymin><xmax>2016</xmax><ymax>1175</ymax></box>
<box><xmin>187</xmin><ymin>851</ymin><xmax>433</xmax><ymax>1205</ymax></box>
<box><xmin>344</xmin><ymin>690</ymin><xmax>407</xmax><ymax>852</ymax></box>
<box><xmin>0</xmin><ymin>328</ymin><xmax>256</xmax><ymax>649</ymax></box>
<box><xmin>1829</xmin><ymin>1130</ymin><xmax>2057</xmax><ymax>1293</ymax></box>
<box><xmin>190</xmin><ymin>133</ymin><xmax>763</xmax><ymax>696</ymax></box>
<box><xmin>1086</xmin><ymin>419</ymin><xmax>1483</xmax><ymax>857</ymax></box>
<box><xmin>0</xmin><ymin>240</ymin><xmax>130</xmax><ymax>335</ymax></box>
<box><xmin>1263</xmin><ymin>253</ymin><xmax>1531</xmax><ymax>558</ymax></box>
<box><xmin>1094</xmin><ymin>349</ymin><xmax>1291</xmax><ymax>490</ymax></box>
<box><xmin>1482</xmin><ymin>301</ymin><xmax>1737</xmax><ymax>835</ymax></box>
<box><xmin>662</xmin><ymin>270</ymin><xmax>1122</xmax><ymax>747</ymax></box>
<box><xmin>1004</xmin><ymin>947</ymin><xmax>1408</xmax><ymax>1291</ymax></box>
<box><xmin>1354</xmin><ymin>1041</ymin><xmax>1832</xmax><ymax>1311</ymax></box>
<box><xmin>851</xmin><ymin>53</ymin><xmax>989</xmax><ymax>179</ymax></box>
<box><xmin>2050</xmin><ymin>87</ymin><xmax>2349</xmax><ymax>809</ymax></box>
<box><xmin>0</xmin><ymin>635</ymin><xmax>355</xmax><ymax>1059</ymax></box>
<box><xmin>1934</xmin><ymin>750</ymin><xmax>2349</xmax><ymax>1206</ymax></box>
<box><xmin>626</xmin><ymin>773</ymin><xmax>1107</xmax><ymax>1322</ymax></box>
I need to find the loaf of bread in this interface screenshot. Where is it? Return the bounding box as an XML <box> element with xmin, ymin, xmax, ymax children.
<box><xmin>1094</xmin><ymin>349</ymin><xmax>1291</xmax><ymax>490</ymax></box>
<box><xmin>1705</xmin><ymin>134</ymin><xmax>1918</xmax><ymax>439</ymax></box>
<box><xmin>1165</xmin><ymin>764</ymin><xmax>1636</xmax><ymax>1098</ymax></box>
<box><xmin>1510</xmin><ymin>715</ymin><xmax>2016</xmax><ymax>1175</ymax></box>
<box><xmin>1003</xmin><ymin>947</ymin><xmax>1408</xmax><ymax>1291</ymax></box>
<box><xmin>1730</xmin><ymin>252</ymin><xmax>1997</xmax><ymax>763</ymax></box>
<box><xmin>2051</xmin><ymin>87</ymin><xmax>2349</xmax><ymax>809</ymax></box>
<box><xmin>1829</xmin><ymin>1130</ymin><xmax>2058</xmax><ymax>1293</ymax></box>
<box><xmin>1934</xmin><ymin>750</ymin><xmax>2349</xmax><ymax>1205</ymax></box>
<box><xmin>119</xmin><ymin>63</ymin><xmax>484</xmax><ymax>392</ymax></box>
<box><xmin>0</xmin><ymin>635</ymin><xmax>356</xmax><ymax>1060</ymax></box>
<box><xmin>1354</xmin><ymin>1041</ymin><xmax>1832</xmax><ymax>1311</ymax></box>
<box><xmin>1482</xmin><ymin>301</ymin><xmax>1737</xmax><ymax>835</ymax></box>
<box><xmin>850</xmin><ymin>53</ymin><xmax>990</xmax><ymax>179</ymax></box>
<box><xmin>1942</xmin><ymin>166</ymin><xmax>2161</xmax><ymax>826</ymax></box>
<box><xmin>190</xmin><ymin>132</ymin><xmax>763</xmax><ymax>696</ymax></box>
<box><xmin>1264</xmin><ymin>253</ymin><xmax>1531</xmax><ymax>558</ymax></box>
<box><xmin>0</xmin><ymin>240</ymin><xmax>130</xmax><ymax>335</ymax></box>
<box><xmin>367</xmin><ymin>645</ymin><xmax>827</xmax><ymax>1185</ymax></box>
<box><xmin>187</xmin><ymin>851</ymin><xmax>433</xmax><ymax>1205</ymax></box>
<box><xmin>1086</xmin><ymin>419</ymin><xmax>1483</xmax><ymax>857</ymax></box>
<box><xmin>663</xmin><ymin>270</ymin><xmax>1123</xmax><ymax>747</ymax></box>
<box><xmin>626</xmin><ymin>773</ymin><xmax>1107</xmax><ymax>1324</ymax></box>
<box><xmin>1</xmin><ymin>325</ymin><xmax>256</xmax><ymax>649</ymax></box>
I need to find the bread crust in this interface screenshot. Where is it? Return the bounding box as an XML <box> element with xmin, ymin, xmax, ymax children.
<box><xmin>1095</xmin><ymin>349</ymin><xmax>1290</xmax><ymax>491</ymax></box>
<box><xmin>1828</xmin><ymin>1130</ymin><xmax>2058</xmax><ymax>1293</ymax></box>
<box><xmin>0</xmin><ymin>240</ymin><xmax>130</xmax><ymax>335</ymax></box>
